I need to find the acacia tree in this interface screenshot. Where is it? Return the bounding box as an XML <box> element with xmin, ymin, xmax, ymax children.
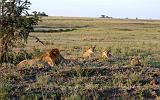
<box><xmin>0</xmin><ymin>0</ymin><xmax>39</xmax><ymax>63</ymax></box>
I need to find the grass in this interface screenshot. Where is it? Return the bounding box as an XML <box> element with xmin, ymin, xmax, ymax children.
<box><xmin>0</xmin><ymin>16</ymin><xmax>160</xmax><ymax>99</ymax></box>
<box><xmin>28</xmin><ymin>17</ymin><xmax>160</xmax><ymax>55</ymax></box>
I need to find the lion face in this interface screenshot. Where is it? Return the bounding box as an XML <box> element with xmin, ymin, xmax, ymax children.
<box><xmin>130</xmin><ymin>57</ymin><xmax>141</xmax><ymax>66</ymax></box>
<box><xmin>101</xmin><ymin>50</ymin><xmax>112</xmax><ymax>59</ymax></box>
<box><xmin>102</xmin><ymin>51</ymin><xmax>108</xmax><ymax>58</ymax></box>
<box><xmin>49</xmin><ymin>48</ymin><xmax>60</xmax><ymax>59</ymax></box>
<box><xmin>83</xmin><ymin>46</ymin><xmax>95</xmax><ymax>58</ymax></box>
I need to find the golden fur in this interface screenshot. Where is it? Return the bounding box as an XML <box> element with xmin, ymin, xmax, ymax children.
<box><xmin>17</xmin><ymin>59</ymin><xmax>40</xmax><ymax>67</ymax></box>
<box><xmin>17</xmin><ymin>48</ymin><xmax>63</xmax><ymax>67</ymax></box>
<box><xmin>101</xmin><ymin>50</ymin><xmax>112</xmax><ymax>59</ymax></box>
<box><xmin>130</xmin><ymin>57</ymin><xmax>141</xmax><ymax>66</ymax></box>
<box><xmin>83</xmin><ymin>46</ymin><xmax>95</xmax><ymax>58</ymax></box>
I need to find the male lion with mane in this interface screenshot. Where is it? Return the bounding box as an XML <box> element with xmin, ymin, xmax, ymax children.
<box><xmin>17</xmin><ymin>48</ymin><xmax>63</xmax><ymax>67</ymax></box>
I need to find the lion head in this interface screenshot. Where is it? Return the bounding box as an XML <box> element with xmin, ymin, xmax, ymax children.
<box><xmin>49</xmin><ymin>48</ymin><xmax>60</xmax><ymax>58</ymax></box>
<box><xmin>83</xmin><ymin>46</ymin><xmax>96</xmax><ymax>58</ymax></box>
<box><xmin>130</xmin><ymin>57</ymin><xmax>141</xmax><ymax>66</ymax></box>
<box><xmin>101</xmin><ymin>50</ymin><xmax>112</xmax><ymax>59</ymax></box>
<box><xmin>40</xmin><ymin>48</ymin><xmax>63</xmax><ymax>66</ymax></box>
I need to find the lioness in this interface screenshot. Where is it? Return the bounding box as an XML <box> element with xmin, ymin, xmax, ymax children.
<box><xmin>83</xmin><ymin>46</ymin><xmax>95</xmax><ymax>58</ymax></box>
<box><xmin>17</xmin><ymin>48</ymin><xmax>63</xmax><ymax>67</ymax></box>
<box><xmin>101</xmin><ymin>50</ymin><xmax>112</xmax><ymax>59</ymax></box>
<box><xmin>130</xmin><ymin>57</ymin><xmax>141</xmax><ymax>66</ymax></box>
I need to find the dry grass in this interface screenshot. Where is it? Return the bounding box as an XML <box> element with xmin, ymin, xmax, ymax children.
<box><xmin>25</xmin><ymin>17</ymin><xmax>160</xmax><ymax>66</ymax></box>
<box><xmin>1</xmin><ymin>16</ymin><xmax>160</xmax><ymax>99</ymax></box>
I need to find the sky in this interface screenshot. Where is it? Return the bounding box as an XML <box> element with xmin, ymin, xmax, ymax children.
<box><xmin>29</xmin><ymin>0</ymin><xmax>160</xmax><ymax>19</ymax></box>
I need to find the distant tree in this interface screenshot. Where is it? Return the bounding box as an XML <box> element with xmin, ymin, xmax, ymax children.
<box><xmin>106</xmin><ymin>16</ymin><xmax>112</xmax><ymax>19</ymax></box>
<box><xmin>38</xmin><ymin>12</ymin><xmax>41</xmax><ymax>16</ymax></box>
<box><xmin>101</xmin><ymin>15</ymin><xmax>106</xmax><ymax>18</ymax></box>
<box><xmin>0</xmin><ymin>0</ymin><xmax>40</xmax><ymax>63</ymax></box>
<box><xmin>41</xmin><ymin>12</ymin><xmax>48</xmax><ymax>16</ymax></box>
<box><xmin>37</xmin><ymin>11</ymin><xmax>48</xmax><ymax>16</ymax></box>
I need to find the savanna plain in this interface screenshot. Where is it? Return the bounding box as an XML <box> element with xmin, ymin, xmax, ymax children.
<box><xmin>0</xmin><ymin>16</ymin><xmax>160</xmax><ymax>99</ymax></box>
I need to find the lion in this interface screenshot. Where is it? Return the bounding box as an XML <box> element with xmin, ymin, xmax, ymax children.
<box><xmin>17</xmin><ymin>48</ymin><xmax>64</xmax><ymax>67</ymax></box>
<box><xmin>101</xmin><ymin>50</ymin><xmax>112</xmax><ymax>59</ymax></box>
<box><xmin>130</xmin><ymin>57</ymin><xmax>141</xmax><ymax>66</ymax></box>
<box><xmin>40</xmin><ymin>48</ymin><xmax>61</xmax><ymax>66</ymax></box>
<box><xmin>17</xmin><ymin>59</ymin><xmax>40</xmax><ymax>67</ymax></box>
<box><xmin>83</xmin><ymin>46</ymin><xmax>95</xmax><ymax>58</ymax></box>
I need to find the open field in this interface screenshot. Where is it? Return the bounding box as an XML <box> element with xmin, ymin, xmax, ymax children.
<box><xmin>28</xmin><ymin>17</ymin><xmax>160</xmax><ymax>67</ymax></box>
<box><xmin>1</xmin><ymin>16</ymin><xmax>160</xmax><ymax>99</ymax></box>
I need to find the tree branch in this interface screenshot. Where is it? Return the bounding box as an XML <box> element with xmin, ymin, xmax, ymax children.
<box><xmin>28</xmin><ymin>35</ymin><xmax>44</xmax><ymax>45</ymax></box>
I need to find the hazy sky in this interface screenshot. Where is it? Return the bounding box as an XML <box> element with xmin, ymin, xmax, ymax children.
<box><xmin>29</xmin><ymin>0</ymin><xmax>160</xmax><ymax>19</ymax></box>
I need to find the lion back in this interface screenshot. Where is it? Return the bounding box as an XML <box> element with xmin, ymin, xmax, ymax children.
<box><xmin>17</xmin><ymin>59</ymin><xmax>39</xmax><ymax>67</ymax></box>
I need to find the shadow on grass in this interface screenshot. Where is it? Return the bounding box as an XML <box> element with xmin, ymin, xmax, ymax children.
<box><xmin>149</xmin><ymin>61</ymin><xmax>160</xmax><ymax>68</ymax></box>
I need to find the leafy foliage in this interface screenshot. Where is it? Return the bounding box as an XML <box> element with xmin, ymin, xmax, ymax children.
<box><xmin>0</xmin><ymin>0</ymin><xmax>40</xmax><ymax>63</ymax></box>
